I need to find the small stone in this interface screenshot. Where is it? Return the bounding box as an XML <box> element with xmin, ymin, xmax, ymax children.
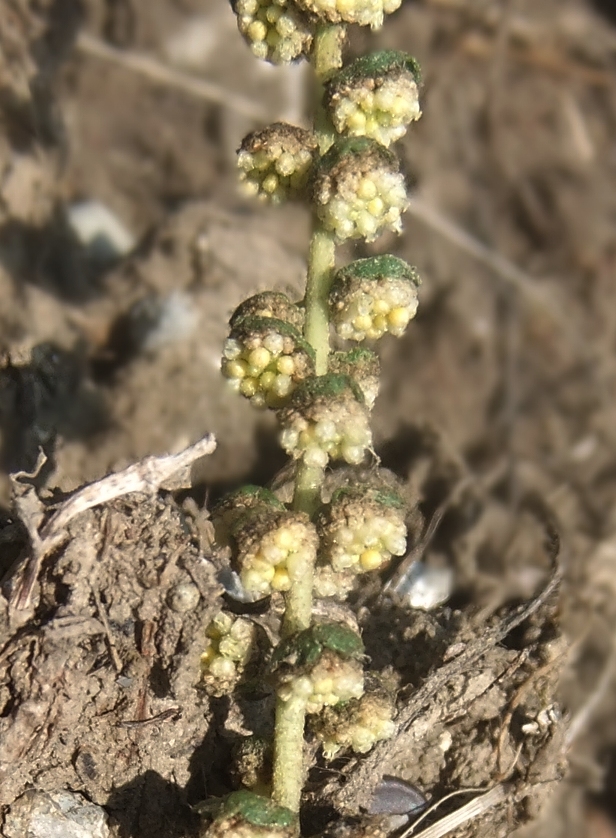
<box><xmin>4</xmin><ymin>790</ymin><xmax>110</xmax><ymax>838</ymax></box>
<box><xmin>368</xmin><ymin>777</ymin><xmax>427</xmax><ymax>817</ymax></box>
<box><xmin>167</xmin><ymin>580</ymin><xmax>200</xmax><ymax>612</ymax></box>
<box><xmin>67</xmin><ymin>200</ymin><xmax>134</xmax><ymax>261</ymax></box>
<box><xmin>391</xmin><ymin>561</ymin><xmax>454</xmax><ymax>610</ymax></box>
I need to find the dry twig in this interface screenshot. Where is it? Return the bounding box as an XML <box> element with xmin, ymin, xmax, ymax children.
<box><xmin>406</xmin><ymin>195</ymin><xmax>593</xmax><ymax>363</ymax></box>
<box><xmin>75</xmin><ymin>32</ymin><xmax>272</xmax><ymax>122</ymax></box>
<box><xmin>565</xmin><ymin>640</ymin><xmax>616</xmax><ymax>750</ymax></box>
<box><xmin>407</xmin><ymin>197</ymin><xmax>551</xmax><ymax>311</ymax></box>
<box><xmin>405</xmin><ymin>783</ymin><xmax>511</xmax><ymax>838</ymax></box>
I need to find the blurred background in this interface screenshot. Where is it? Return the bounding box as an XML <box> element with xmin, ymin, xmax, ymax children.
<box><xmin>2</xmin><ymin>0</ymin><xmax>616</xmax><ymax>836</ymax></box>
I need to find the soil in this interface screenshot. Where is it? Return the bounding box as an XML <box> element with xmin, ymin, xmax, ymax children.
<box><xmin>2</xmin><ymin>1</ymin><xmax>616</xmax><ymax>837</ymax></box>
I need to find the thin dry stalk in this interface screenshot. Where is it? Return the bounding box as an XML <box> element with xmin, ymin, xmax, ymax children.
<box><xmin>566</xmin><ymin>640</ymin><xmax>616</xmax><ymax>750</ymax></box>
<box><xmin>404</xmin><ymin>783</ymin><xmax>511</xmax><ymax>838</ymax></box>
<box><xmin>75</xmin><ymin>32</ymin><xmax>272</xmax><ymax>122</ymax></box>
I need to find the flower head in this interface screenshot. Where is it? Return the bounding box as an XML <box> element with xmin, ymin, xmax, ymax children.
<box><xmin>222</xmin><ymin>316</ymin><xmax>315</xmax><ymax>408</ymax></box>
<box><xmin>232</xmin><ymin>0</ymin><xmax>313</xmax><ymax>64</ymax></box>
<box><xmin>232</xmin><ymin>736</ymin><xmax>272</xmax><ymax>791</ymax></box>
<box><xmin>230</xmin><ymin>292</ymin><xmax>304</xmax><ymax>332</ymax></box>
<box><xmin>201</xmin><ymin>612</ymin><xmax>258</xmax><ymax>696</ymax></box>
<box><xmin>213</xmin><ymin>487</ymin><xmax>317</xmax><ymax>596</ymax></box>
<box><xmin>317</xmin><ymin>484</ymin><xmax>407</xmax><ymax>575</ymax></box>
<box><xmin>238</xmin><ymin>123</ymin><xmax>318</xmax><ymax>203</ymax></box>
<box><xmin>325</xmin><ymin>51</ymin><xmax>422</xmax><ymax>147</ymax></box>
<box><xmin>311</xmin><ymin>138</ymin><xmax>408</xmax><ymax>242</ymax></box>
<box><xmin>278</xmin><ymin>374</ymin><xmax>372</xmax><ymax>468</ymax></box>
<box><xmin>212</xmin><ymin>486</ymin><xmax>317</xmax><ymax>598</ymax></box>
<box><xmin>212</xmin><ymin>485</ymin><xmax>284</xmax><ymax>547</ymax></box>
<box><xmin>204</xmin><ymin>791</ymin><xmax>297</xmax><ymax>838</ymax></box>
<box><xmin>330</xmin><ymin>255</ymin><xmax>420</xmax><ymax>341</ymax></box>
<box><xmin>313</xmin><ymin>565</ymin><xmax>357</xmax><ymax>599</ymax></box>
<box><xmin>329</xmin><ymin>347</ymin><xmax>380</xmax><ymax>408</ymax></box>
<box><xmin>293</xmin><ymin>0</ymin><xmax>401</xmax><ymax>29</ymax></box>
<box><xmin>311</xmin><ymin>675</ymin><xmax>396</xmax><ymax>757</ymax></box>
<box><xmin>225</xmin><ymin>502</ymin><xmax>318</xmax><ymax>598</ymax></box>
<box><xmin>272</xmin><ymin>622</ymin><xmax>365</xmax><ymax>713</ymax></box>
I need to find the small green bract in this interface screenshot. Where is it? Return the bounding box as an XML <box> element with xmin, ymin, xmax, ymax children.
<box><xmin>273</xmin><ymin>622</ymin><xmax>364</xmax><ymax>666</ymax></box>
<box><xmin>222</xmin><ymin>791</ymin><xmax>296</xmax><ymax>828</ymax></box>
<box><xmin>312</xmin><ymin>622</ymin><xmax>364</xmax><ymax>658</ymax></box>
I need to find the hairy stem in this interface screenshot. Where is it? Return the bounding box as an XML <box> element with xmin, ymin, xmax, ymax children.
<box><xmin>272</xmin><ymin>693</ymin><xmax>308</xmax><ymax>813</ymax></box>
<box><xmin>303</xmin><ymin>226</ymin><xmax>335</xmax><ymax>377</ymax></box>
<box><xmin>272</xmin><ymin>24</ymin><xmax>344</xmax><ymax>815</ymax></box>
<box><xmin>283</xmin><ymin>463</ymin><xmax>321</xmax><ymax>635</ymax></box>
<box><xmin>302</xmin><ymin>24</ymin><xmax>343</xmax><ymax>375</ymax></box>
<box><xmin>312</xmin><ymin>24</ymin><xmax>344</xmax><ymax>151</ymax></box>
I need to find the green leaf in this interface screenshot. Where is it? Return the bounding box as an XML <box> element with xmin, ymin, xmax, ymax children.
<box><xmin>221</xmin><ymin>791</ymin><xmax>296</xmax><ymax>828</ymax></box>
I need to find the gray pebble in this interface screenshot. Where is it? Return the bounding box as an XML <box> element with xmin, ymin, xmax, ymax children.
<box><xmin>4</xmin><ymin>789</ymin><xmax>109</xmax><ymax>838</ymax></box>
<box><xmin>167</xmin><ymin>580</ymin><xmax>200</xmax><ymax>612</ymax></box>
<box><xmin>390</xmin><ymin>561</ymin><xmax>453</xmax><ymax>610</ymax></box>
<box><xmin>368</xmin><ymin>776</ymin><xmax>427</xmax><ymax>817</ymax></box>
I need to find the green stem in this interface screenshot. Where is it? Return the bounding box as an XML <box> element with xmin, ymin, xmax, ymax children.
<box><xmin>272</xmin><ymin>694</ymin><xmax>308</xmax><ymax>813</ymax></box>
<box><xmin>302</xmin><ymin>24</ymin><xmax>343</xmax><ymax>377</ymax></box>
<box><xmin>281</xmin><ymin>462</ymin><xmax>322</xmax><ymax>636</ymax></box>
<box><xmin>271</xmin><ymin>24</ymin><xmax>344</xmax><ymax>816</ymax></box>
<box><xmin>303</xmin><ymin>225</ymin><xmax>335</xmax><ymax>377</ymax></box>
<box><xmin>312</xmin><ymin>24</ymin><xmax>344</xmax><ymax>151</ymax></box>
